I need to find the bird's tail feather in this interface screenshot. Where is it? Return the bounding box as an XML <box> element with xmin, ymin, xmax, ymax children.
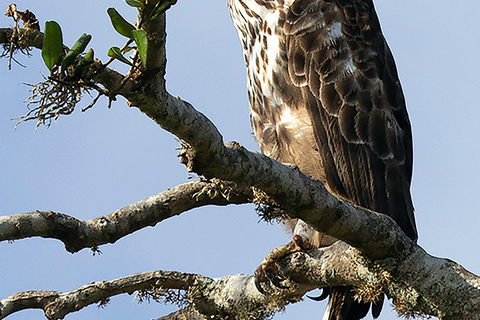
<box><xmin>321</xmin><ymin>296</ymin><xmax>332</xmax><ymax>320</ymax></box>
<box><xmin>323</xmin><ymin>286</ymin><xmax>373</xmax><ymax>320</ymax></box>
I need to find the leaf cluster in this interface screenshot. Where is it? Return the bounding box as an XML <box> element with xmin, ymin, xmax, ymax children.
<box><xmin>42</xmin><ymin>21</ymin><xmax>93</xmax><ymax>75</ymax></box>
<box><xmin>41</xmin><ymin>0</ymin><xmax>160</xmax><ymax>75</ymax></box>
<box><xmin>105</xmin><ymin>7</ymin><xmax>148</xmax><ymax>68</ymax></box>
<box><xmin>30</xmin><ymin>0</ymin><xmax>176</xmax><ymax>128</ymax></box>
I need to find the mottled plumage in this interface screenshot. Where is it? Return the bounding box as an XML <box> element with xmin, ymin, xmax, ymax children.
<box><xmin>228</xmin><ymin>0</ymin><xmax>417</xmax><ymax>319</ymax></box>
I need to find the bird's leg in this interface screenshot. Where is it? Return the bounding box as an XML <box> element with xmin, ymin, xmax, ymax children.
<box><xmin>254</xmin><ymin>235</ymin><xmax>313</xmax><ymax>294</ymax></box>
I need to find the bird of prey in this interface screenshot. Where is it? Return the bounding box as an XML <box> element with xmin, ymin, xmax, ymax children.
<box><xmin>227</xmin><ymin>0</ymin><xmax>418</xmax><ymax>319</ymax></box>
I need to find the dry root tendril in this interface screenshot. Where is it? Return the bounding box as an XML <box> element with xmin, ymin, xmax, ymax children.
<box><xmin>1</xmin><ymin>42</ymin><xmax>31</xmax><ymax>66</ymax></box>
<box><xmin>15</xmin><ymin>73</ymin><xmax>105</xmax><ymax>129</ymax></box>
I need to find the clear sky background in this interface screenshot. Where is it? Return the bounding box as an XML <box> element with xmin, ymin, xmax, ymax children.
<box><xmin>1</xmin><ymin>1</ymin><xmax>480</xmax><ymax>320</ymax></box>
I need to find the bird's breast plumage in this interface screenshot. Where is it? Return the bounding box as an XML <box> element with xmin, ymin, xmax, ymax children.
<box><xmin>229</xmin><ymin>0</ymin><xmax>325</xmax><ymax>178</ymax></box>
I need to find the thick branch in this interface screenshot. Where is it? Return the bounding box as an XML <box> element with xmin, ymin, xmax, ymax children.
<box><xmin>89</xmin><ymin>18</ymin><xmax>480</xmax><ymax>318</ymax></box>
<box><xmin>0</xmin><ymin>243</ymin><xmax>380</xmax><ymax>320</ymax></box>
<box><xmin>0</xmin><ymin>180</ymin><xmax>252</xmax><ymax>253</ymax></box>
<box><xmin>4</xmin><ymin>241</ymin><xmax>478</xmax><ymax>320</ymax></box>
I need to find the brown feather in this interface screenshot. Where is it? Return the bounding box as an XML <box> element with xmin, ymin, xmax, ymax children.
<box><xmin>227</xmin><ymin>0</ymin><xmax>417</xmax><ymax>319</ymax></box>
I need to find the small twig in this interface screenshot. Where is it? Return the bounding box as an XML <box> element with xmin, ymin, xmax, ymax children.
<box><xmin>81</xmin><ymin>91</ymin><xmax>103</xmax><ymax>112</ymax></box>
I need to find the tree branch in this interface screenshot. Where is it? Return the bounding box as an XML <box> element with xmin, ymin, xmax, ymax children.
<box><xmin>0</xmin><ymin>243</ymin><xmax>384</xmax><ymax>320</ymax></box>
<box><xmin>0</xmin><ymin>179</ymin><xmax>252</xmax><ymax>253</ymax></box>
<box><xmin>4</xmin><ymin>240</ymin><xmax>478</xmax><ymax>320</ymax></box>
<box><xmin>0</xmin><ymin>270</ymin><xmax>201</xmax><ymax>320</ymax></box>
<box><xmin>1</xmin><ymin>235</ymin><xmax>478</xmax><ymax>320</ymax></box>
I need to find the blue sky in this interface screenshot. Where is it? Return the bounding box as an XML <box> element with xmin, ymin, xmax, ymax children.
<box><xmin>1</xmin><ymin>1</ymin><xmax>480</xmax><ymax>319</ymax></box>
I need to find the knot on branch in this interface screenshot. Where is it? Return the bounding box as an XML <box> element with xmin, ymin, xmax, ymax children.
<box><xmin>178</xmin><ymin>141</ymin><xmax>199</xmax><ymax>173</ymax></box>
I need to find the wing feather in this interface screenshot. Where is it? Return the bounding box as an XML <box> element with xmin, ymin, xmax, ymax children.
<box><xmin>284</xmin><ymin>0</ymin><xmax>416</xmax><ymax>240</ymax></box>
<box><xmin>283</xmin><ymin>3</ymin><xmax>417</xmax><ymax>318</ymax></box>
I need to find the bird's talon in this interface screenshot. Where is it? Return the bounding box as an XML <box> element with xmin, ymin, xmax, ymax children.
<box><xmin>253</xmin><ymin>239</ymin><xmax>306</xmax><ymax>294</ymax></box>
<box><xmin>254</xmin><ymin>261</ymin><xmax>287</xmax><ymax>293</ymax></box>
<box><xmin>254</xmin><ymin>263</ymin><xmax>270</xmax><ymax>294</ymax></box>
<box><xmin>270</xmin><ymin>276</ymin><xmax>288</xmax><ymax>289</ymax></box>
<box><xmin>307</xmin><ymin>288</ymin><xmax>330</xmax><ymax>301</ymax></box>
<box><xmin>254</xmin><ymin>276</ymin><xmax>267</xmax><ymax>294</ymax></box>
<box><xmin>264</xmin><ymin>268</ymin><xmax>287</xmax><ymax>288</ymax></box>
<box><xmin>293</xmin><ymin>234</ymin><xmax>313</xmax><ymax>251</ymax></box>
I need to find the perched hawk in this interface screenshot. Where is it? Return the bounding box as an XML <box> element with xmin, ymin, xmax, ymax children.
<box><xmin>227</xmin><ymin>0</ymin><xmax>418</xmax><ymax>319</ymax></box>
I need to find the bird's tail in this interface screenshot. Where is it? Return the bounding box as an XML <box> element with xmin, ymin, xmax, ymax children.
<box><xmin>321</xmin><ymin>294</ymin><xmax>332</xmax><ymax>320</ymax></box>
<box><xmin>322</xmin><ymin>286</ymin><xmax>382</xmax><ymax>320</ymax></box>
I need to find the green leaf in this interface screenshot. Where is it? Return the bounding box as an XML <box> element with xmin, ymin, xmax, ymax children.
<box><xmin>61</xmin><ymin>33</ymin><xmax>92</xmax><ymax>71</ymax></box>
<box><xmin>70</xmin><ymin>33</ymin><xmax>92</xmax><ymax>54</ymax></box>
<box><xmin>125</xmin><ymin>0</ymin><xmax>145</xmax><ymax>8</ymax></box>
<box><xmin>107</xmin><ymin>7</ymin><xmax>136</xmax><ymax>39</ymax></box>
<box><xmin>71</xmin><ymin>49</ymin><xmax>95</xmax><ymax>79</ymax></box>
<box><xmin>150</xmin><ymin>0</ymin><xmax>177</xmax><ymax>20</ymax></box>
<box><xmin>74</xmin><ymin>48</ymin><xmax>94</xmax><ymax>70</ymax></box>
<box><xmin>107</xmin><ymin>46</ymin><xmax>132</xmax><ymax>65</ymax></box>
<box><xmin>122</xmin><ymin>46</ymin><xmax>135</xmax><ymax>54</ymax></box>
<box><xmin>42</xmin><ymin>21</ymin><xmax>63</xmax><ymax>71</ymax></box>
<box><xmin>84</xmin><ymin>48</ymin><xmax>94</xmax><ymax>63</ymax></box>
<box><xmin>132</xmin><ymin>29</ymin><xmax>148</xmax><ymax>67</ymax></box>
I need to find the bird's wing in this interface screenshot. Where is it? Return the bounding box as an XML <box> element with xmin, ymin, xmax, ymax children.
<box><xmin>282</xmin><ymin>0</ymin><xmax>417</xmax><ymax>240</ymax></box>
